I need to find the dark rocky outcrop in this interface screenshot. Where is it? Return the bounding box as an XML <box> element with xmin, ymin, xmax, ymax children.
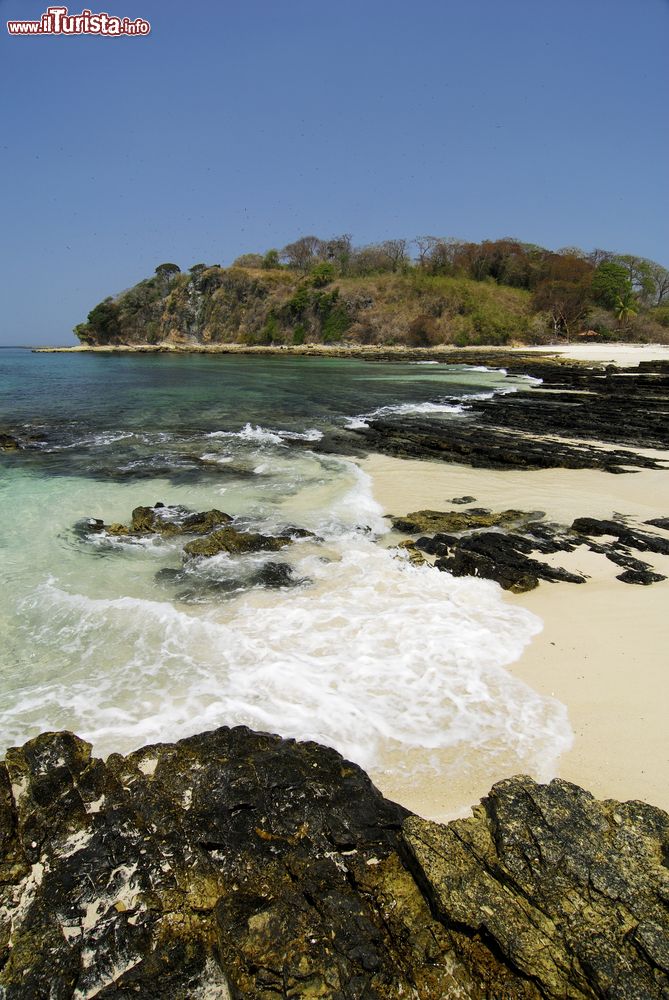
<box><xmin>393</xmin><ymin>508</ymin><xmax>668</xmax><ymax>591</ymax></box>
<box><xmin>571</xmin><ymin>517</ymin><xmax>669</xmax><ymax>555</ymax></box>
<box><xmin>0</xmin><ymin>728</ymin><xmax>667</xmax><ymax>999</ymax></box>
<box><xmin>616</xmin><ymin>569</ymin><xmax>667</xmax><ymax>585</ymax></box>
<box><xmin>433</xmin><ymin>531</ymin><xmax>586</xmax><ymax>592</ymax></box>
<box><xmin>403</xmin><ymin>775</ymin><xmax>669</xmax><ymax>1000</ymax></box>
<box><xmin>645</xmin><ymin>517</ymin><xmax>669</xmax><ymax>530</ymax></box>
<box><xmin>78</xmin><ymin>505</ymin><xmax>309</xmax><ymax>559</ymax></box>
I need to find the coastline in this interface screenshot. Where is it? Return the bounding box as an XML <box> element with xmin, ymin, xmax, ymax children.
<box><xmin>31</xmin><ymin>340</ymin><xmax>669</xmax><ymax>366</ymax></box>
<box><xmin>363</xmin><ymin>451</ymin><xmax>669</xmax><ymax>819</ymax></box>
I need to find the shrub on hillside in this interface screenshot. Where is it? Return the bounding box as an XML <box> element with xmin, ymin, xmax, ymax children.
<box><xmin>407</xmin><ymin>314</ymin><xmax>441</xmax><ymax>346</ymax></box>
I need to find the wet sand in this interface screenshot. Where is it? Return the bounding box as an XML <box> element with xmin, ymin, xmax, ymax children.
<box><xmin>362</xmin><ymin>453</ymin><xmax>669</xmax><ymax>819</ymax></box>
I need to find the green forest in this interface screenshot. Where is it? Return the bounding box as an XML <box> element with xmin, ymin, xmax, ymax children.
<box><xmin>75</xmin><ymin>236</ymin><xmax>669</xmax><ymax>348</ymax></box>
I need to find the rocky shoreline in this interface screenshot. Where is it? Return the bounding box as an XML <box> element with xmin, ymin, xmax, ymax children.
<box><xmin>12</xmin><ymin>351</ymin><xmax>669</xmax><ymax>479</ymax></box>
<box><xmin>1</xmin><ymin>725</ymin><xmax>667</xmax><ymax>999</ymax></box>
<box><xmin>314</xmin><ymin>355</ymin><xmax>669</xmax><ymax>473</ymax></box>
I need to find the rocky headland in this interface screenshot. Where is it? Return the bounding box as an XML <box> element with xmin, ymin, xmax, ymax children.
<box><xmin>1</xmin><ymin>725</ymin><xmax>667</xmax><ymax>999</ymax></box>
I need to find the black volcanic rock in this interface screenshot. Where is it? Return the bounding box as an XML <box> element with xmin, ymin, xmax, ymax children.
<box><xmin>645</xmin><ymin>517</ymin><xmax>669</xmax><ymax>530</ymax></box>
<box><xmin>397</xmin><ymin>507</ymin><xmax>667</xmax><ymax>591</ymax></box>
<box><xmin>0</xmin><ymin>729</ymin><xmax>667</xmax><ymax>998</ymax></box>
<box><xmin>616</xmin><ymin>569</ymin><xmax>667</xmax><ymax>585</ymax></box>
<box><xmin>571</xmin><ymin>517</ymin><xmax>669</xmax><ymax>555</ymax></box>
<box><xmin>332</xmin><ymin>355</ymin><xmax>669</xmax><ymax>473</ymax></box>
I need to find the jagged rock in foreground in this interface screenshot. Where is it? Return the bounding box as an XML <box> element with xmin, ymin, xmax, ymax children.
<box><xmin>0</xmin><ymin>728</ymin><xmax>667</xmax><ymax>999</ymax></box>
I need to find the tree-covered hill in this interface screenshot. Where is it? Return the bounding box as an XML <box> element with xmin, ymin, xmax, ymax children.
<box><xmin>75</xmin><ymin>236</ymin><xmax>669</xmax><ymax>348</ymax></box>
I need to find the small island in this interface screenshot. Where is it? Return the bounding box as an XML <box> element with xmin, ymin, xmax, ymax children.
<box><xmin>63</xmin><ymin>236</ymin><xmax>669</xmax><ymax>352</ymax></box>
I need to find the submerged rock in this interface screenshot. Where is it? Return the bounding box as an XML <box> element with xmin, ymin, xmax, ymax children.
<box><xmin>105</xmin><ymin>504</ymin><xmax>234</xmax><ymax>537</ymax></box>
<box><xmin>0</xmin><ymin>432</ymin><xmax>21</xmax><ymax>451</ymax></box>
<box><xmin>0</xmin><ymin>728</ymin><xmax>667</xmax><ymax>999</ymax></box>
<box><xmin>157</xmin><ymin>561</ymin><xmax>309</xmax><ymax>602</ymax></box>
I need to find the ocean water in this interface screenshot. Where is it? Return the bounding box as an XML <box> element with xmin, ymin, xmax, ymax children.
<box><xmin>0</xmin><ymin>349</ymin><xmax>570</xmax><ymax>798</ymax></box>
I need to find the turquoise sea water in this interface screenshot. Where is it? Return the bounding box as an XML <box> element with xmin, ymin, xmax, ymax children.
<box><xmin>0</xmin><ymin>350</ymin><xmax>570</xmax><ymax>801</ymax></box>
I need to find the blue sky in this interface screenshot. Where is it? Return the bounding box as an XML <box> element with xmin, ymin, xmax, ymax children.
<box><xmin>1</xmin><ymin>0</ymin><xmax>667</xmax><ymax>345</ymax></box>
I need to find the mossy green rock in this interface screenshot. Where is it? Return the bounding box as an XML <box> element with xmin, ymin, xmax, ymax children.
<box><xmin>0</xmin><ymin>729</ymin><xmax>667</xmax><ymax>998</ymax></box>
<box><xmin>104</xmin><ymin>505</ymin><xmax>232</xmax><ymax>537</ymax></box>
<box><xmin>183</xmin><ymin>526</ymin><xmax>288</xmax><ymax>558</ymax></box>
<box><xmin>391</xmin><ymin>508</ymin><xmax>542</xmax><ymax>534</ymax></box>
<box><xmin>403</xmin><ymin>776</ymin><xmax>669</xmax><ymax>999</ymax></box>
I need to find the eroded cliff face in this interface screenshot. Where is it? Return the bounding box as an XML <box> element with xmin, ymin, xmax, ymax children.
<box><xmin>1</xmin><ymin>726</ymin><xmax>667</xmax><ymax>999</ymax></box>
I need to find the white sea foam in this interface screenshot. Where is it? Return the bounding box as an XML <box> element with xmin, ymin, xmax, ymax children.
<box><xmin>277</xmin><ymin>428</ymin><xmax>324</xmax><ymax>442</ymax></box>
<box><xmin>207</xmin><ymin>424</ymin><xmax>284</xmax><ymax>445</ymax></box>
<box><xmin>3</xmin><ymin>465</ymin><xmax>571</xmax><ymax>784</ymax></box>
<box><xmin>345</xmin><ymin>400</ymin><xmax>466</xmax><ymax>429</ymax></box>
<box><xmin>84</xmin><ymin>532</ymin><xmax>179</xmax><ymax>556</ymax></box>
<box><xmin>88</xmin><ymin>431</ymin><xmax>135</xmax><ymax>446</ymax></box>
<box><xmin>462</xmin><ymin>364</ymin><xmax>508</xmax><ymax>374</ymax></box>
<box><xmin>206</xmin><ymin>423</ymin><xmax>323</xmax><ymax>445</ymax></box>
<box><xmin>199</xmin><ymin>452</ymin><xmax>234</xmax><ymax>465</ymax></box>
<box><xmin>6</xmin><ymin>541</ymin><xmax>569</xmax><ymax>781</ymax></box>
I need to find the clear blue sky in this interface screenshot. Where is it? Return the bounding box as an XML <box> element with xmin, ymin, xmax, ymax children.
<box><xmin>1</xmin><ymin>0</ymin><xmax>667</xmax><ymax>345</ymax></box>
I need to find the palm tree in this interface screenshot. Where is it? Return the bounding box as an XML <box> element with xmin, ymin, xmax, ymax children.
<box><xmin>614</xmin><ymin>290</ymin><xmax>638</xmax><ymax>329</ymax></box>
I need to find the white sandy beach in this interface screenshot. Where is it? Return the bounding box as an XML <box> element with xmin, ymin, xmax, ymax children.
<box><xmin>521</xmin><ymin>342</ymin><xmax>669</xmax><ymax>365</ymax></box>
<box><xmin>362</xmin><ymin>450</ymin><xmax>669</xmax><ymax>820</ymax></box>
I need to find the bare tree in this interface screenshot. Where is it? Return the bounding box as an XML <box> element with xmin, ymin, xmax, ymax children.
<box><xmin>379</xmin><ymin>239</ymin><xmax>409</xmax><ymax>273</ymax></box>
<box><xmin>588</xmin><ymin>248</ymin><xmax>616</xmax><ymax>267</ymax></box>
<box><xmin>414</xmin><ymin>236</ymin><xmax>441</xmax><ymax>267</ymax></box>
<box><xmin>281</xmin><ymin>236</ymin><xmax>325</xmax><ymax>271</ymax></box>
